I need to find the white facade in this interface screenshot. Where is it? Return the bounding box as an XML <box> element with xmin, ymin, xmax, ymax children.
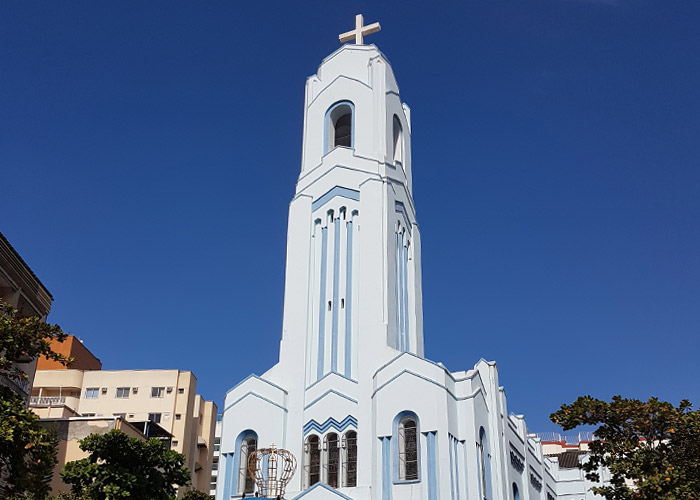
<box><xmin>218</xmin><ymin>43</ymin><xmax>602</xmax><ymax>500</ymax></box>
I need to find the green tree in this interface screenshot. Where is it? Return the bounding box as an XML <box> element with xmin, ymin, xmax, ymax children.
<box><xmin>0</xmin><ymin>299</ymin><xmax>73</xmax><ymax>499</ymax></box>
<box><xmin>0</xmin><ymin>299</ymin><xmax>72</xmax><ymax>382</ymax></box>
<box><xmin>0</xmin><ymin>385</ymin><xmax>59</xmax><ymax>498</ymax></box>
<box><xmin>551</xmin><ymin>396</ymin><xmax>700</xmax><ymax>500</ymax></box>
<box><xmin>182</xmin><ymin>490</ymin><xmax>214</xmax><ymax>500</ymax></box>
<box><xmin>61</xmin><ymin>429</ymin><xmax>191</xmax><ymax>500</ymax></box>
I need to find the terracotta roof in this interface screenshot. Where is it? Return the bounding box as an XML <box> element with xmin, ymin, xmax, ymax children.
<box><xmin>546</xmin><ymin>450</ymin><xmax>588</xmax><ymax>469</ymax></box>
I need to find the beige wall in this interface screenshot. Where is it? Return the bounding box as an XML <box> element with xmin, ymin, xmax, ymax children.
<box><xmin>32</xmin><ymin>368</ymin><xmax>217</xmax><ymax>495</ymax></box>
<box><xmin>39</xmin><ymin>417</ymin><xmax>145</xmax><ymax>495</ymax></box>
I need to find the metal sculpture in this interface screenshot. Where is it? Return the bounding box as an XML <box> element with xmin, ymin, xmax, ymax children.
<box><xmin>247</xmin><ymin>444</ymin><xmax>297</xmax><ymax>498</ymax></box>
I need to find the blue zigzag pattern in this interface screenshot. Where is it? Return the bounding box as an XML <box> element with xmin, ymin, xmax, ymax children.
<box><xmin>303</xmin><ymin>415</ymin><xmax>357</xmax><ymax>435</ymax></box>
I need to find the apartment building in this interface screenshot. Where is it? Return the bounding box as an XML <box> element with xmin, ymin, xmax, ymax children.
<box><xmin>31</xmin><ymin>367</ymin><xmax>217</xmax><ymax>494</ymax></box>
<box><xmin>0</xmin><ymin>231</ymin><xmax>53</xmax><ymax>401</ymax></box>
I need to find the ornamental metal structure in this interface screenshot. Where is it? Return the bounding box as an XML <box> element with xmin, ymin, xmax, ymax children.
<box><xmin>247</xmin><ymin>445</ymin><xmax>297</xmax><ymax>499</ymax></box>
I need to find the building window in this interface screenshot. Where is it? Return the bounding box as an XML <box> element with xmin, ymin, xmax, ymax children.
<box><xmin>326</xmin><ymin>101</ymin><xmax>354</xmax><ymax>152</ymax></box>
<box><xmin>343</xmin><ymin>430</ymin><xmax>357</xmax><ymax>487</ymax></box>
<box><xmin>82</xmin><ymin>413</ymin><xmax>95</xmax><ymax>417</ymax></box>
<box><xmin>304</xmin><ymin>435</ymin><xmax>321</xmax><ymax>488</ymax></box>
<box><xmin>392</xmin><ymin>114</ymin><xmax>403</xmax><ymax>165</ymax></box>
<box><xmin>175</xmin><ymin>414</ymin><xmax>181</xmax><ymax>420</ymax></box>
<box><xmin>512</xmin><ymin>483</ymin><xmax>520</xmax><ymax>500</ymax></box>
<box><xmin>115</xmin><ymin>387</ymin><xmax>130</xmax><ymax>399</ymax></box>
<box><xmin>148</xmin><ymin>413</ymin><xmax>162</xmax><ymax>423</ymax></box>
<box><xmin>479</xmin><ymin>427</ymin><xmax>493</xmax><ymax>500</ymax></box>
<box><xmin>324</xmin><ymin>433</ymin><xmax>340</xmax><ymax>488</ymax></box>
<box><xmin>172</xmin><ymin>440</ymin><xmax>179</xmax><ymax>447</ymax></box>
<box><xmin>178</xmin><ymin>388</ymin><xmax>185</xmax><ymax>394</ymax></box>
<box><xmin>398</xmin><ymin>417</ymin><xmax>418</xmax><ymax>481</ymax></box>
<box><xmin>238</xmin><ymin>435</ymin><xmax>257</xmax><ymax>495</ymax></box>
<box><xmin>85</xmin><ymin>387</ymin><xmax>99</xmax><ymax>399</ymax></box>
<box><xmin>151</xmin><ymin>387</ymin><xmax>165</xmax><ymax>398</ymax></box>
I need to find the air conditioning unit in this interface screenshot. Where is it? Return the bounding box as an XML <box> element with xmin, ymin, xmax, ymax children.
<box><xmin>132</xmin><ymin>387</ymin><xmax>138</xmax><ymax>394</ymax></box>
<box><xmin>101</xmin><ymin>388</ymin><xmax>107</xmax><ymax>394</ymax></box>
<box><xmin>166</xmin><ymin>387</ymin><xmax>173</xmax><ymax>393</ymax></box>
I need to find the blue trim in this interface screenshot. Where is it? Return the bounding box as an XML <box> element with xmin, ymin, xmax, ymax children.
<box><xmin>221</xmin><ymin>452</ymin><xmax>233</xmax><ymax>500</ymax></box>
<box><xmin>331</xmin><ymin>217</ymin><xmax>340</xmax><ymax>372</ymax></box>
<box><xmin>303</xmin><ymin>415</ymin><xmax>358</xmax><ymax>435</ymax></box>
<box><xmin>344</xmin><ymin>219</ymin><xmax>353</xmax><ymax>378</ymax></box>
<box><xmin>382</xmin><ymin>437</ymin><xmax>392</xmax><ymax>500</ymax></box>
<box><xmin>395</xmin><ymin>232</ymin><xmax>402</xmax><ymax>351</ymax></box>
<box><xmin>392</xmin><ymin>411</ymin><xmax>421</xmax><ymax>484</ymax></box>
<box><xmin>223</xmin><ymin>391</ymin><xmax>288</xmax><ymax>413</ymax></box>
<box><xmin>402</xmin><ymin>240</ymin><xmax>409</xmax><ymax>352</ymax></box>
<box><xmin>292</xmin><ymin>482</ymin><xmax>355</xmax><ymax>500</ymax></box>
<box><xmin>229</xmin><ymin>430</ymin><xmax>258</xmax><ymax>496</ymax></box>
<box><xmin>323</xmin><ymin>100</ymin><xmax>355</xmax><ymax>155</ymax></box>
<box><xmin>427</xmin><ymin>432</ymin><xmax>437</xmax><ymax>500</ymax></box>
<box><xmin>225</xmin><ymin>374</ymin><xmax>288</xmax><ymax>397</ymax></box>
<box><xmin>317</xmin><ymin>225</ymin><xmax>328</xmax><ymax>380</ymax></box>
<box><xmin>312</xmin><ymin>186</ymin><xmax>360</xmax><ymax>212</ymax></box>
<box><xmin>303</xmin><ymin>389</ymin><xmax>358</xmax><ymax>410</ymax></box>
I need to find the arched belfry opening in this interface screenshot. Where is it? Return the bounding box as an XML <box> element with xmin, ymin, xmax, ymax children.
<box><xmin>392</xmin><ymin>114</ymin><xmax>403</xmax><ymax>165</ymax></box>
<box><xmin>327</xmin><ymin>102</ymin><xmax>354</xmax><ymax>151</ymax></box>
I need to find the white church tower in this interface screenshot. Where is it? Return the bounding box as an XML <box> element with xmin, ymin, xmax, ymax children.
<box><xmin>218</xmin><ymin>16</ymin><xmax>603</xmax><ymax>500</ymax></box>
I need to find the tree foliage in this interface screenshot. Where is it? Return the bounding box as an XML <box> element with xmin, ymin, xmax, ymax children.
<box><xmin>551</xmin><ymin>395</ymin><xmax>700</xmax><ymax>500</ymax></box>
<box><xmin>181</xmin><ymin>490</ymin><xmax>214</xmax><ymax>500</ymax></box>
<box><xmin>0</xmin><ymin>299</ymin><xmax>72</xmax><ymax>381</ymax></box>
<box><xmin>0</xmin><ymin>386</ymin><xmax>58</xmax><ymax>498</ymax></box>
<box><xmin>61</xmin><ymin>429</ymin><xmax>191</xmax><ymax>500</ymax></box>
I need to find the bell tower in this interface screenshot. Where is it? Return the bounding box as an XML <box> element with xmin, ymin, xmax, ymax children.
<box><xmin>276</xmin><ymin>25</ymin><xmax>424</xmax><ymax>386</ymax></box>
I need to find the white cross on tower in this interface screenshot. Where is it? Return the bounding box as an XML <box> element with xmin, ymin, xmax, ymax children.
<box><xmin>339</xmin><ymin>14</ymin><xmax>381</xmax><ymax>45</ymax></box>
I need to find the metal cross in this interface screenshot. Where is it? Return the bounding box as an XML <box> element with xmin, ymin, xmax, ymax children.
<box><xmin>339</xmin><ymin>14</ymin><xmax>381</xmax><ymax>45</ymax></box>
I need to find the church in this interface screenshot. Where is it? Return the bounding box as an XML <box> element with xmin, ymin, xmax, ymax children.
<box><xmin>217</xmin><ymin>16</ymin><xmax>602</xmax><ymax>500</ymax></box>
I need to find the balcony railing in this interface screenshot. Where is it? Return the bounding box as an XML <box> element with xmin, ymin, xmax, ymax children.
<box><xmin>30</xmin><ymin>396</ymin><xmax>66</xmax><ymax>406</ymax></box>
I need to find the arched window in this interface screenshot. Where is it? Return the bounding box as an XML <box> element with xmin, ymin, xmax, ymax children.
<box><xmin>304</xmin><ymin>435</ymin><xmax>321</xmax><ymax>488</ymax></box>
<box><xmin>398</xmin><ymin>417</ymin><xmax>418</xmax><ymax>481</ymax></box>
<box><xmin>512</xmin><ymin>483</ymin><xmax>520</xmax><ymax>500</ymax></box>
<box><xmin>479</xmin><ymin>427</ymin><xmax>492</xmax><ymax>500</ymax></box>
<box><xmin>238</xmin><ymin>435</ymin><xmax>257</xmax><ymax>495</ymax></box>
<box><xmin>342</xmin><ymin>430</ymin><xmax>357</xmax><ymax>487</ymax></box>
<box><xmin>325</xmin><ymin>433</ymin><xmax>340</xmax><ymax>488</ymax></box>
<box><xmin>392</xmin><ymin>115</ymin><xmax>403</xmax><ymax>165</ymax></box>
<box><xmin>327</xmin><ymin>102</ymin><xmax>354</xmax><ymax>152</ymax></box>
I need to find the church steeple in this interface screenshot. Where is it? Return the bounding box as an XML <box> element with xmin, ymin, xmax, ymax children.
<box><xmin>279</xmin><ymin>38</ymin><xmax>424</xmax><ymax>386</ymax></box>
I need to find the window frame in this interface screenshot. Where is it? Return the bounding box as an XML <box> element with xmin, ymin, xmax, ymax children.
<box><xmin>342</xmin><ymin>430</ymin><xmax>358</xmax><ymax>487</ymax></box>
<box><xmin>393</xmin><ymin>411</ymin><xmax>421</xmax><ymax>484</ymax></box>
<box><xmin>324</xmin><ymin>101</ymin><xmax>355</xmax><ymax>154</ymax></box>
<box><xmin>148</xmin><ymin>413</ymin><xmax>162</xmax><ymax>424</ymax></box>
<box><xmin>115</xmin><ymin>387</ymin><xmax>130</xmax><ymax>399</ymax></box>
<box><xmin>304</xmin><ymin>434</ymin><xmax>322</xmax><ymax>489</ymax></box>
<box><xmin>151</xmin><ymin>386</ymin><xmax>165</xmax><ymax>398</ymax></box>
<box><xmin>84</xmin><ymin>387</ymin><xmax>99</xmax><ymax>399</ymax></box>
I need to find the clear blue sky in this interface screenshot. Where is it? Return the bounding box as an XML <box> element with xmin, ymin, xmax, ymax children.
<box><xmin>2</xmin><ymin>1</ymin><xmax>699</xmax><ymax>433</ymax></box>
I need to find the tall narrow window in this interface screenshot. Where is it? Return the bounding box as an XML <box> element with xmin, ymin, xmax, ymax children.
<box><xmin>325</xmin><ymin>433</ymin><xmax>340</xmax><ymax>488</ymax></box>
<box><xmin>327</xmin><ymin>102</ymin><xmax>354</xmax><ymax>151</ymax></box>
<box><xmin>398</xmin><ymin>417</ymin><xmax>418</xmax><ymax>480</ymax></box>
<box><xmin>479</xmin><ymin>427</ymin><xmax>492</xmax><ymax>500</ymax></box>
<box><xmin>343</xmin><ymin>431</ymin><xmax>357</xmax><ymax>487</ymax></box>
<box><xmin>239</xmin><ymin>435</ymin><xmax>257</xmax><ymax>495</ymax></box>
<box><xmin>305</xmin><ymin>435</ymin><xmax>321</xmax><ymax>488</ymax></box>
<box><xmin>512</xmin><ymin>483</ymin><xmax>520</xmax><ymax>500</ymax></box>
<box><xmin>392</xmin><ymin>115</ymin><xmax>403</xmax><ymax>165</ymax></box>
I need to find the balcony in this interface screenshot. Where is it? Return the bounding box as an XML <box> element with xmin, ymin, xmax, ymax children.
<box><xmin>30</xmin><ymin>396</ymin><xmax>66</xmax><ymax>406</ymax></box>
